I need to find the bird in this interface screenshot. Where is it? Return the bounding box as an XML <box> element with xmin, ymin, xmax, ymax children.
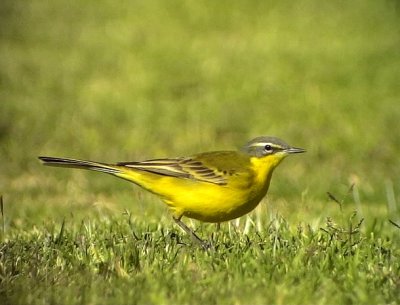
<box><xmin>39</xmin><ymin>136</ymin><xmax>305</xmax><ymax>248</ymax></box>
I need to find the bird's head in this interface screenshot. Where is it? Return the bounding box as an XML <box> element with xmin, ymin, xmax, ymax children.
<box><xmin>242</xmin><ymin>136</ymin><xmax>305</xmax><ymax>167</ymax></box>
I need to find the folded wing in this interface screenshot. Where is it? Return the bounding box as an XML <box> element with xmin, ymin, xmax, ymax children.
<box><xmin>118</xmin><ymin>157</ymin><xmax>227</xmax><ymax>185</ymax></box>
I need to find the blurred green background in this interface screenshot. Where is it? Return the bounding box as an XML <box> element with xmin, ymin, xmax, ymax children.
<box><xmin>1</xmin><ymin>0</ymin><xmax>400</xmax><ymax>226</ymax></box>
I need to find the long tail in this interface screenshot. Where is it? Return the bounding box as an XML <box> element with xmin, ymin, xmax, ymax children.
<box><xmin>38</xmin><ymin>156</ymin><xmax>122</xmax><ymax>175</ymax></box>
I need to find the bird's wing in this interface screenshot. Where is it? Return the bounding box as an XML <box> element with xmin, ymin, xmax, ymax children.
<box><xmin>117</xmin><ymin>157</ymin><xmax>228</xmax><ymax>185</ymax></box>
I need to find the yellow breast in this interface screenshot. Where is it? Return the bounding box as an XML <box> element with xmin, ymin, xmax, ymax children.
<box><xmin>117</xmin><ymin>154</ymin><xmax>284</xmax><ymax>223</ymax></box>
<box><xmin>167</xmin><ymin>155</ymin><xmax>282</xmax><ymax>222</ymax></box>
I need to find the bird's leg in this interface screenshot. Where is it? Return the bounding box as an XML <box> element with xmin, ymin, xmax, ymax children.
<box><xmin>173</xmin><ymin>217</ymin><xmax>210</xmax><ymax>250</ymax></box>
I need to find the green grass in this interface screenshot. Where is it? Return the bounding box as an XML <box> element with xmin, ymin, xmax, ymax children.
<box><xmin>1</xmin><ymin>0</ymin><xmax>400</xmax><ymax>304</ymax></box>
<box><xmin>2</xmin><ymin>210</ymin><xmax>399</xmax><ymax>305</ymax></box>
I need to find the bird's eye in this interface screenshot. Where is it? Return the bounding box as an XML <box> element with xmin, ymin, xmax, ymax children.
<box><xmin>264</xmin><ymin>145</ymin><xmax>273</xmax><ymax>152</ymax></box>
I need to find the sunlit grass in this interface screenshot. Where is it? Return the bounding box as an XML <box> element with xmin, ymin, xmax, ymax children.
<box><xmin>1</xmin><ymin>207</ymin><xmax>399</xmax><ymax>305</ymax></box>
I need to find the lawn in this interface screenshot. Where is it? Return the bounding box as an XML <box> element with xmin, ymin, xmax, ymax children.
<box><xmin>1</xmin><ymin>0</ymin><xmax>400</xmax><ymax>304</ymax></box>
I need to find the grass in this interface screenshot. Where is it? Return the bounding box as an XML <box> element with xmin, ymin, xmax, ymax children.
<box><xmin>1</xmin><ymin>208</ymin><xmax>399</xmax><ymax>305</ymax></box>
<box><xmin>1</xmin><ymin>191</ymin><xmax>400</xmax><ymax>304</ymax></box>
<box><xmin>1</xmin><ymin>0</ymin><xmax>400</xmax><ymax>304</ymax></box>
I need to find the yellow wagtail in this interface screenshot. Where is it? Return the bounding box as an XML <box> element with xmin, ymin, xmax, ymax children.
<box><xmin>39</xmin><ymin>136</ymin><xmax>305</xmax><ymax>248</ymax></box>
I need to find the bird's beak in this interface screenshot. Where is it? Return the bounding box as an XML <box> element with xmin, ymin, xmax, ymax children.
<box><xmin>285</xmin><ymin>147</ymin><xmax>306</xmax><ymax>154</ymax></box>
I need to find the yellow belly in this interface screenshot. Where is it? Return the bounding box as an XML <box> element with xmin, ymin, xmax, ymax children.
<box><xmin>116</xmin><ymin>155</ymin><xmax>280</xmax><ymax>223</ymax></box>
<box><xmin>118</xmin><ymin>171</ymin><xmax>269</xmax><ymax>223</ymax></box>
<box><xmin>163</xmin><ymin>180</ymin><xmax>268</xmax><ymax>222</ymax></box>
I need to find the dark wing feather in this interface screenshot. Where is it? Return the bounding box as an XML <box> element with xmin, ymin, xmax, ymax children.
<box><xmin>118</xmin><ymin>157</ymin><xmax>227</xmax><ymax>185</ymax></box>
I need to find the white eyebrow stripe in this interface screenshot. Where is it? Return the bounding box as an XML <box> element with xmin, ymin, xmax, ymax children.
<box><xmin>249</xmin><ymin>142</ymin><xmax>279</xmax><ymax>147</ymax></box>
